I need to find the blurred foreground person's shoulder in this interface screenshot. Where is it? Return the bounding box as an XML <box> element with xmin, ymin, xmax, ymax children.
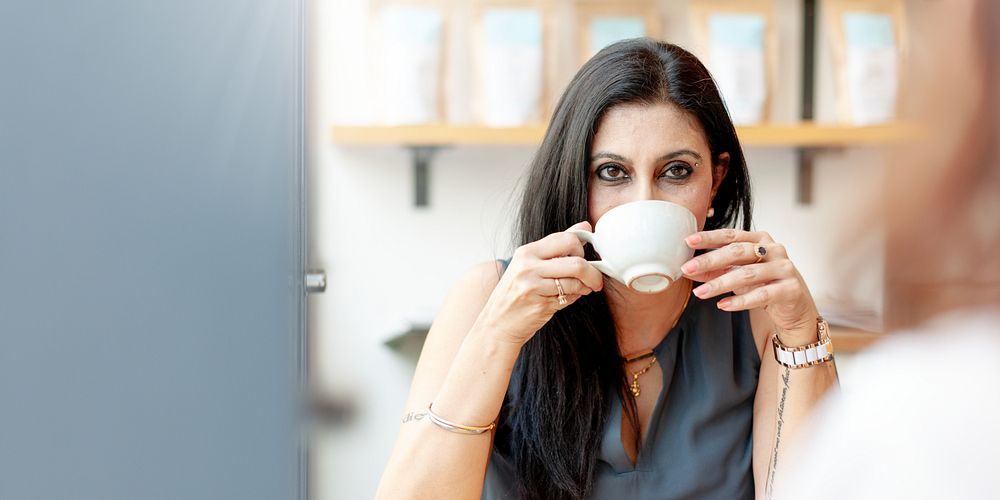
<box><xmin>774</xmin><ymin>309</ymin><xmax>1000</xmax><ymax>500</ymax></box>
<box><xmin>774</xmin><ymin>1</ymin><xmax>1000</xmax><ymax>497</ymax></box>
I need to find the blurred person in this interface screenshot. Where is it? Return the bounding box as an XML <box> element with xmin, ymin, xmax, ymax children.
<box><xmin>773</xmin><ymin>1</ymin><xmax>1000</xmax><ymax>499</ymax></box>
<box><xmin>377</xmin><ymin>39</ymin><xmax>838</xmax><ymax>500</ymax></box>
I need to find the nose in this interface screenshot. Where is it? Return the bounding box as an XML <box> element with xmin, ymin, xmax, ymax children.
<box><xmin>632</xmin><ymin>179</ymin><xmax>657</xmax><ymax>202</ymax></box>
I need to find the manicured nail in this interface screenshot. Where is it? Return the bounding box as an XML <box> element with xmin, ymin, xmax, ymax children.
<box><xmin>717</xmin><ymin>298</ymin><xmax>732</xmax><ymax>309</ymax></box>
<box><xmin>686</xmin><ymin>234</ymin><xmax>702</xmax><ymax>246</ymax></box>
<box><xmin>693</xmin><ymin>283</ymin><xmax>711</xmax><ymax>297</ymax></box>
<box><xmin>681</xmin><ymin>260</ymin><xmax>698</xmax><ymax>274</ymax></box>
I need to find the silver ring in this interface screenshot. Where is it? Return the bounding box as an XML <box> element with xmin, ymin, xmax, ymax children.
<box><xmin>554</xmin><ymin>278</ymin><xmax>568</xmax><ymax>305</ymax></box>
<box><xmin>753</xmin><ymin>245</ymin><xmax>767</xmax><ymax>263</ymax></box>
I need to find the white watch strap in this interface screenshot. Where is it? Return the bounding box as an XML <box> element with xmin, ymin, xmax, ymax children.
<box><xmin>772</xmin><ymin>334</ymin><xmax>834</xmax><ymax>368</ymax></box>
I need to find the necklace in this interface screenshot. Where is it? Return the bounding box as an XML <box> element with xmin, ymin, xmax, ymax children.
<box><xmin>629</xmin><ymin>356</ymin><xmax>657</xmax><ymax>397</ymax></box>
<box><xmin>622</xmin><ymin>280</ymin><xmax>693</xmax><ymax>399</ymax></box>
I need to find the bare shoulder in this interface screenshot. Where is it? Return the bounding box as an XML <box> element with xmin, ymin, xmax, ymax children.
<box><xmin>453</xmin><ymin>260</ymin><xmax>505</xmax><ymax>299</ymax></box>
<box><xmin>420</xmin><ymin>260</ymin><xmax>502</xmax><ymax>362</ymax></box>
<box><xmin>401</xmin><ymin>261</ymin><xmax>503</xmax><ymax>411</ymax></box>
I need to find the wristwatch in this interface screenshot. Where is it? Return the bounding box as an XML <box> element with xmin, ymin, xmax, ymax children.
<box><xmin>771</xmin><ymin>316</ymin><xmax>834</xmax><ymax>369</ymax></box>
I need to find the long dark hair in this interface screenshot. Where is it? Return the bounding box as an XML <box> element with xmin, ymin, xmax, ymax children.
<box><xmin>498</xmin><ymin>39</ymin><xmax>753</xmax><ymax>499</ymax></box>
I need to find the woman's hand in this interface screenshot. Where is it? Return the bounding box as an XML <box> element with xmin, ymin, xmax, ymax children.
<box><xmin>472</xmin><ymin>221</ymin><xmax>605</xmax><ymax>347</ymax></box>
<box><xmin>681</xmin><ymin>229</ymin><xmax>820</xmax><ymax>340</ymax></box>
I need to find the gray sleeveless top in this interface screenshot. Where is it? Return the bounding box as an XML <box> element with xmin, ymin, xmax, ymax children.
<box><xmin>482</xmin><ymin>287</ymin><xmax>761</xmax><ymax>499</ymax></box>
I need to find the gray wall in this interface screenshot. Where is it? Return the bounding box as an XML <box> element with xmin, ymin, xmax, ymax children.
<box><xmin>0</xmin><ymin>1</ymin><xmax>306</xmax><ymax>499</ymax></box>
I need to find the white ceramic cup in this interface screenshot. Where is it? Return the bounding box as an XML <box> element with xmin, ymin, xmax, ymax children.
<box><xmin>569</xmin><ymin>200</ymin><xmax>697</xmax><ymax>294</ymax></box>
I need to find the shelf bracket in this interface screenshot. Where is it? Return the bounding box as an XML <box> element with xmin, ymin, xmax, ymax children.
<box><xmin>796</xmin><ymin>148</ymin><xmax>815</xmax><ymax>204</ymax></box>
<box><xmin>409</xmin><ymin>145</ymin><xmax>440</xmax><ymax>208</ymax></box>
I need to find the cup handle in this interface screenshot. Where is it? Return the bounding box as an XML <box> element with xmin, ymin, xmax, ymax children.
<box><xmin>568</xmin><ymin>229</ymin><xmax>596</xmax><ymax>245</ymax></box>
<box><xmin>567</xmin><ymin>230</ymin><xmax>619</xmax><ymax>281</ymax></box>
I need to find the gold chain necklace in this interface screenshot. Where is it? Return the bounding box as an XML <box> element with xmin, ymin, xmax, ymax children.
<box><xmin>629</xmin><ymin>356</ymin><xmax>657</xmax><ymax>397</ymax></box>
<box><xmin>622</xmin><ymin>280</ymin><xmax>693</xmax><ymax>399</ymax></box>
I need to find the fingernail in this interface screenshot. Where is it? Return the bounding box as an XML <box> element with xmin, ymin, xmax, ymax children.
<box><xmin>686</xmin><ymin>234</ymin><xmax>702</xmax><ymax>246</ymax></box>
<box><xmin>693</xmin><ymin>283</ymin><xmax>711</xmax><ymax>297</ymax></box>
<box><xmin>681</xmin><ymin>260</ymin><xmax>698</xmax><ymax>274</ymax></box>
<box><xmin>717</xmin><ymin>298</ymin><xmax>732</xmax><ymax>309</ymax></box>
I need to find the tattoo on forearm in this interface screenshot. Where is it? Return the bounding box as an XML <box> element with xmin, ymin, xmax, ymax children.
<box><xmin>402</xmin><ymin>411</ymin><xmax>427</xmax><ymax>424</ymax></box>
<box><xmin>765</xmin><ymin>367</ymin><xmax>792</xmax><ymax>500</ymax></box>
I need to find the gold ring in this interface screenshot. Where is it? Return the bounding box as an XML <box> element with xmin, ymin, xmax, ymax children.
<box><xmin>753</xmin><ymin>245</ymin><xmax>767</xmax><ymax>263</ymax></box>
<box><xmin>554</xmin><ymin>278</ymin><xmax>568</xmax><ymax>305</ymax></box>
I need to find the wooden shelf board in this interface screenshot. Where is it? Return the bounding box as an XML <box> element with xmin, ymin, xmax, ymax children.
<box><xmin>330</xmin><ymin>124</ymin><xmax>547</xmax><ymax>146</ymax></box>
<box><xmin>737</xmin><ymin>123</ymin><xmax>920</xmax><ymax>146</ymax></box>
<box><xmin>829</xmin><ymin>325</ymin><xmax>884</xmax><ymax>352</ymax></box>
<box><xmin>330</xmin><ymin>122</ymin><xmax>920</xmax><ymax>147</ymax></box>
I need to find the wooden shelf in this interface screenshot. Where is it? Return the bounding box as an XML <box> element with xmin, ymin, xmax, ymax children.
<box><xmin>330</xmin><ymin>122</ymin><xmax>920</xmax><ymax>207</ymax></box>
<box><xmin>331</xmin><ymin>124</ymin><xmax>547</xmax><ymax>146</ymax></box>
<box><xmin>829</xmin><ymin>325</ymin><xmax>884</xmax><ymax>352</ymax></box>
<box><xmin>330</xmin><ymin>122</ymin><xmax>920</xmax><ymax>147</ymax></box>
<box><xmin>736</xmin><ymin>123</ymin><xmax>920</xmax><ymax>147</ymax></box>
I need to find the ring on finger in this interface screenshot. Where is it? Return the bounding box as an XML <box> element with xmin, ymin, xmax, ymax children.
<box><xmin>554</xmin><ymin>278</ymin><xmax>568</xmax><ymax>305</ymax></box>
<box><xmin>753</xmin><ymin>244</ymin><xmax>767</xmax><ymax>263</ymax></box>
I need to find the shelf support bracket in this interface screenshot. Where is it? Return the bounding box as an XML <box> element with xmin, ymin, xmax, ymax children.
<box><xmin>409</xmin><ymin>145</ymin><xmax>440</xmax><ymax>208</ymax></box>
<box><xmin>796</xmin><ymin>148</ymin><xmax>815</xmax><ymax>204</ymax></box>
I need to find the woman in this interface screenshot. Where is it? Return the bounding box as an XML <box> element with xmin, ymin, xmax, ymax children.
<box><xmin>377</xmin><ymin>39</ymin><xmax>838</xmax><ymax>500</ymax></box>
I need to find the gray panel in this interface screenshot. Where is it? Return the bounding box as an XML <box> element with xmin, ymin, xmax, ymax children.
<box><xmin>0</xmin><ymin>1</ymin><xmax>306</xmax><ymax>499</ymax></box>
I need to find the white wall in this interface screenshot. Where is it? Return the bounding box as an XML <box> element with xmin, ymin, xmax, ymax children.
<box><xmin>309</xmin><ymin>0</ymin><xmax>888</xmax><ymax>498</ymax></box>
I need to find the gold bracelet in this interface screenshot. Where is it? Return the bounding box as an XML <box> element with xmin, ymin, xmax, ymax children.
<box><xmin>426</xmin><ymin>402</ymin><xmax>497</xmax><ymax>435</ymax></box>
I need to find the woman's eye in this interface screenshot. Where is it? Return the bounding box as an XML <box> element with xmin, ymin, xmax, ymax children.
<box><xmin>597</xmin><ymin>164</ymin><xmax>627</xmax><ymax>181</ymax></box>
<box><xmin>661</xmin><ymin>162</ymin><xmax>693</xmax><ymax>180</ymax></box>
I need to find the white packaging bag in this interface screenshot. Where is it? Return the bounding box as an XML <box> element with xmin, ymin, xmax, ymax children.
<box><xmin>378</xmin><ymin>7</ymin><xmax>443</xmax><ymax>125</ymax></box>
<box><xmin>842</xmin><ymin>12</ymin><xmax>899</xmax><ymax>125</ymax></box>
<box><xmin>708</xmin><ymin>14</ymin><xmax>767</xmax><ymax>125</ymax></box>
<box><xmin>477</xmin><ymin>8</ymin><xmax>543</xmax><ymax>127</ymax></box>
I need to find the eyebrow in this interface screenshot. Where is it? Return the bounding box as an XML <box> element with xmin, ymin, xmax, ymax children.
<box><xmin>590</xmin><ymin>149</ymin><xmax>704</xmax><ymax>163</ymax></box>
